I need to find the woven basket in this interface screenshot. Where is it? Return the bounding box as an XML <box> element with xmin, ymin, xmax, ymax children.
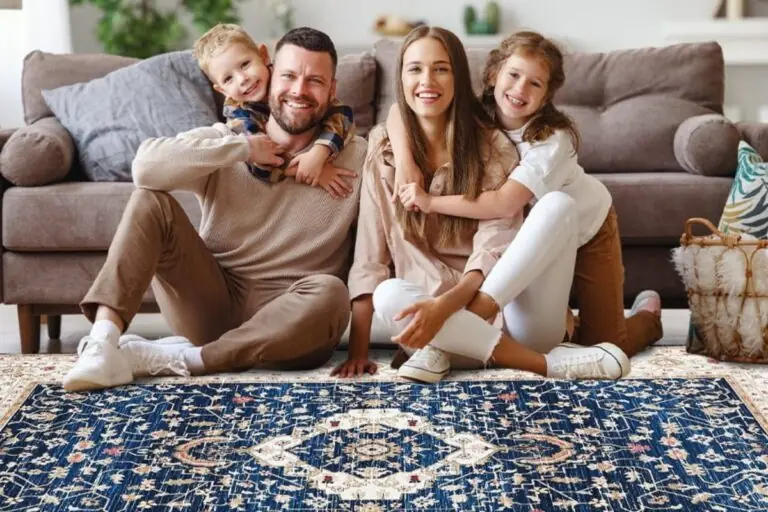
<box><xmin>673</xmin><ymin>217</ymin><xmax>768</xmax><ymax>363</ymax></box>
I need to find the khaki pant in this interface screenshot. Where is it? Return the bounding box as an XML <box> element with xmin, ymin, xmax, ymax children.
<box><xmin>569</xmin><ymin>206</ymin><xmax>663</xmax><ymax>357</ymax></box>
<box><xmin>81</xmin><ymin>189</ymin><xmax>350</xmax><ymax>374</ymax></box>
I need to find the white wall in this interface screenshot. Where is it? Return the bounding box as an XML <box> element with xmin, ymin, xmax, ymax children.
<box><xmin>0</xmin><ymin>8</ymin><xmax>25</xmax><ymax>128</ymax></box>
<box><xmin>3</xmin><ymin>0</ymin><xmax>763</xmax><ymax>125</ymax></box>
<box><xmin>71</xmin><ymin>0</ymin><xmax>723</xmax><ymax>54</ymax></box>
<box><xmin>0</xmin><ymin>1</ymin><xmax>72</xmax><ymax>128</ymax></box>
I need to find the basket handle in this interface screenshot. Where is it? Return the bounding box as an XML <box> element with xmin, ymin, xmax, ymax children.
<box><xmin>684</xmin><ymin>217</ymin><xmax>724</xmax><ymax>239</ymax></box>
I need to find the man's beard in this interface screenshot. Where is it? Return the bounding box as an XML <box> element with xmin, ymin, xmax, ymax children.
<box><xmin>269</xmin><ymin>93</ymin><xmax>328</xmax><ymax>135</ymax></box>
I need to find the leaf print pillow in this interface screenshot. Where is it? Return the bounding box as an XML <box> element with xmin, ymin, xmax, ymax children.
<box><xmin>719</xmin><ymin>141</ymin><xmax>768</xmax><ymax>238</ymax></box>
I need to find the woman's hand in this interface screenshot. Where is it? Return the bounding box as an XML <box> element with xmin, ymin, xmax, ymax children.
<box><xmin>331</xmin><ymin>358</ymin><xmax>378</xmax><ymax>378</ymax></box>
<box><xmin>392</xmin><ymin>298</ymin><xmax>451</xmax><ymax>349</ymax></box>
<box><xmin>398</xmin><ymin>182</ymin><xmax>432</xmax><ymax>213</ymax></box>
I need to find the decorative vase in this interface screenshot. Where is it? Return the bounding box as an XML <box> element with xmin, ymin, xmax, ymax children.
<box><xmin>725</xmin><ymin>0</ymin><xmax>744</xmax><ymax>20</ymax></box>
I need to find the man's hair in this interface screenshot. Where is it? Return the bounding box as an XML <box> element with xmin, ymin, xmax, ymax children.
<box><xmin>193</xmin><ymin>23</ymin><xmax>262</xmax><ymax>79</ymax></box>
<box><xmin>275</xmin><ymin>27</ymin><xmax>338</xmax><ymax>71</ymax></box>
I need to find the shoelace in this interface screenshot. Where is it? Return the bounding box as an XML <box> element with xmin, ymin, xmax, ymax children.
<box><xmin>556</xmin><ymin>352</ymin><xmax>605</xmax><ymax>379</ymax></box>
<box><xmin>415</xmin><ymin>347</ymin><xmax>446</xmax><ymax>368</ymax></box>
<box><xmin>76</xmin><ymin>336</ymin><xmax>104</xmax><ymax>357</ymax></box>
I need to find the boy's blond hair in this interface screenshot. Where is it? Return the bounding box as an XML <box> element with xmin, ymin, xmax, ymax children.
<box><xmin>193</xmin><ymin>23</ymin><xmax>263</xmax><ymax>79</ymax></box>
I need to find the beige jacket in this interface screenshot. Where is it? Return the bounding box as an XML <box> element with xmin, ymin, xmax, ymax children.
<box><xmin>348</xmin><ymin>125</ymin><xmax>522</xmax><ymax>300</ymax></box>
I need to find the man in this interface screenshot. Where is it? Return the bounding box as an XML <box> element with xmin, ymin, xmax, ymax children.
<box><xmin>63</xmin><ymin>27</ymin><xmax>366</xmax><ymax>391</ymax></box>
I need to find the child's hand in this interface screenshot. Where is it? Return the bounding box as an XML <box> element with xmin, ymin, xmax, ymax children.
<box><xmin>288</xmin><ymin>145</ymin><xmax>331</xmax><ymax>186</ymax></box>
<box><xmin>391</xmin><ymin>160</ymin><xmax>423</xmax><ymax>208</ymax></box>
<box><xmin>316</xmin><ymin>164</ymin><xmax>357</xmax><ymax>199</ymax></box>
<box><xmin>398</xmin><ymin>182</ymin><xmax>432</xmax><ymax>213</ymax></box>
<box><xmin>246</xmin><ymin>134</ymin><xmax>284</xmax><ymax>167</ymax></box>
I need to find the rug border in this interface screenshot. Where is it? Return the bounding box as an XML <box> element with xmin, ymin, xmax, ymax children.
<box><xmin>722</xmin><ymin>375</ymin><xmax>768</xmax><ymax>434</ymax></box>
<box><xmin>0</xmin><ymin>380</ymin><xmax>39</xmax><ymax>431</ymax></box>
<box><xmin>2</xmin><ymin>375</ymin><xmax>765</xmax><ymax>436</ymax></box>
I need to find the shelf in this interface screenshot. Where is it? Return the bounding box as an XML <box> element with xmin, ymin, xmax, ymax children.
<box><xmin>334</xmin><ymin>33</ymin><xmax>504</xmax><ymax>54</ymax></box>
<box><xmin>663</xmin><ymin>19</ymin><xmax>768</xmax><ymax>65</ymax></box>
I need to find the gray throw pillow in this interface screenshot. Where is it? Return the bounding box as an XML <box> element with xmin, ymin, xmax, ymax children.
<box><xmin>42</xmin><ymin>51</ymin><xmax>219</xmax><ymax>182</ymax></box>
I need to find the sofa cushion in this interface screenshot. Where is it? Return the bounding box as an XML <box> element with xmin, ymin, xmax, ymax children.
<box><xmin>0</xmin><ymin>118</ymin><xmax>73</xmax><ymax>186</ymax></box>
<box><xmin>674</xmin><ymin>114</ymin><xmax>740</xmax><ymax>177</ymax></box>
<box><xmin>1</xmin><ymin>173</ymin><xmax>729</xmax><ymax>251</ymax></box>
<box><xmin>42</xmin><ymin>51</ymin><xmax>220</xmax><ymax>182</ymax></box>
<box><xmin>2</xmin><ymin>252</ymin><xmax>156</xmax><ymax>305</ymax></box>
<box><xmin>0</xmin><ymin>129</ymin><xmax>15</xmax><ymax>151</ymax></box>
<box><xmin>2</xmin><ymin>183</ymin><xmax>201</xmax><ymax>251</ymax></box>
<box><xmin>374</xmin><ymin>40</ymin><xmax>724</xmax><ymax>174</ymax></box>
<box><xmin>22</xmin><ymin>51</ymin><xmax>138</xmax><ymax>125</ymax></box>
<box><xmin>718</xmin><ymin>141</ymin><xmax>768</xmax><ymax>238</ymax></box>
<box><xmin>556</xmin><ymin>42</ymin><xmax>724</xmax><ymax>173</ymax></box>
<box><xmin>597</xmin><ymin>172</ymin><xmax>732</xmax><ymax>244</ymax></box>
<box><xmin>335</xmin><ymin>51</ymin><xmax>377</xmax><ymax>136</ymax></box>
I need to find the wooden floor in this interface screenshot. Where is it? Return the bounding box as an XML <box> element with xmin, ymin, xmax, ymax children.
<box><xmin>0</xmin><ymin>305</ymin><xmax>692</xmax><ymax>355</ymax></box>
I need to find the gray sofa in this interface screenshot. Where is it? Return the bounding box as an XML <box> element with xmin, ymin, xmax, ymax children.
<box><xmin>1</xmin><ymin>39</ymin><xmax>767</xmax><ymax>353</ymax></box>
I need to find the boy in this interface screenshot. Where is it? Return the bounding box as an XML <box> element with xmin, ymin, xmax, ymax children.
<box><xmin>193</xmin><ymin>23</ymin><xmax>355</xmax><ymax>186</ymax></box>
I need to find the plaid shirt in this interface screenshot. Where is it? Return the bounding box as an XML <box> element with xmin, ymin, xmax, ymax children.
<box><xmin>223</xmin><ymin>98</ymin><xmax>356</xmax><ymax>184</ymax></box>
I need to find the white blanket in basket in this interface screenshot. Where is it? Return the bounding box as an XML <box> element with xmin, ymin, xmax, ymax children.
<box><xmin>672</xmin><ymin>233</ymin><xmax>768</xmax><ymax>359</ymax></box>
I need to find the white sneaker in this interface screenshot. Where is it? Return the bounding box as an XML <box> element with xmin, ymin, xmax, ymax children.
<box><xmin>630</xmin><ymin>290</ymin><xmax>661</xmax><ymax>316</ymax></box>
<box><xmin>62</xmin><ymin>336</ymin><xmax>134</xmax><ymax>391</ymax></box>
<box><xmin>397</xmin><ymin>346</ymin><xmax>450</xmax><ymax>383</ymax></box>
<box><xmin>545</xmin><ymin>342</ymin><xmax>630</xmax><ymax>380</ymax></box>
<box><xmin>118</xmin><ymin>334</ymin><xmax>193</xmax><ymax>378</ymax></box>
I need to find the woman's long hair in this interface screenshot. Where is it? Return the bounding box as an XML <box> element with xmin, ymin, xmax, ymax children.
<box><xmin>393</xmin><ymin>26</ymin><xmax>498</xmax><ymax>248</ymax></box>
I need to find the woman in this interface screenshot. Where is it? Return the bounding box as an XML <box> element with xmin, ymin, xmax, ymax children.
<box><xmin>332</xmin><ymin>26</ymin><xmax>628</xmax><ymax>382</ymax></box>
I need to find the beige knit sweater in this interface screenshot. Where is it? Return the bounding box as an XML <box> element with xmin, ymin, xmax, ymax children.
<box><xmin>132</xmin><ymin>123</ymin><xmax>366</xmax><ymax>282</ymax></box>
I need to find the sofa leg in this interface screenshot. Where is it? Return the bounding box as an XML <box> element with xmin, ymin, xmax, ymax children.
<box><xmin>47</xmin><ymin>315</ymin><xmax>62</xmax><ymax>340</ymax></box>
<box><xmin>18</xmin><ymin>305</ymin><xmax>41</xmax><ymax>354</ymax></box>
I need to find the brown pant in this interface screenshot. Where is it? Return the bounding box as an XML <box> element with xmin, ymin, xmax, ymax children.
<box><xmin>569</xmin><ymin>206</ymin><xmax>663</xmax><ymax>357</ymax></box>
<box><xmin>81</xmin><ymin>189</ymin><xmax>350</xmax><ymax>374</ymax></box>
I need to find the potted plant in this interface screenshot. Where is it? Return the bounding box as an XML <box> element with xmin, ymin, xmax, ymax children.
<box><xmin>70</xmin><ymin>0</ymin><xmax>244</xmax><ymax>58</ymax></box>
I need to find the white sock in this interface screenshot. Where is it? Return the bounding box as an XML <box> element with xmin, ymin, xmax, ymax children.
<box><xmin>183</xmin><ymin>347</ymin><xmax>205</xmax><ymax>375</ymax></box>
<box><xmin>90</xmin><ymin>319</ymin><xmax>121</xmax><ymax>345</ymax></box>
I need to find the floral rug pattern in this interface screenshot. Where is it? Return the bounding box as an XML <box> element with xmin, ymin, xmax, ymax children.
<box><xmin>1</xmin><ymin>348</ymin><xmax>767</xmax><ymax>511</ymax></box>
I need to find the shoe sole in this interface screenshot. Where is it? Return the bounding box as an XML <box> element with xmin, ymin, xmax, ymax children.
<box><xmin>592</xmin><ymin>343</ymin><xmax>630</xmax><ymax>379</ymax></box>
<box><xmin>397</xmin><ymin>364</ymin><xmax>449</xmax><ymax>384</ymax></box>
<box><xmin>62</xmin><ymin>372</ymin><xmax>133</xmax><ymax>392</ymax></box>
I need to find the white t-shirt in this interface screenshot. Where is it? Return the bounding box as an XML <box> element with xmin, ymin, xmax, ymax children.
<box><xmin>507</xmin><ymin>126</ymin><xmax>612</xmax><ymax>247</ymax></box>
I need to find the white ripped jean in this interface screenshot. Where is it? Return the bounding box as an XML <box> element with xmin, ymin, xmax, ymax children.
<box><xmin>373</xmin><ymin>191</ymin><xmax>578</xmax><ymax>362</ymax></box>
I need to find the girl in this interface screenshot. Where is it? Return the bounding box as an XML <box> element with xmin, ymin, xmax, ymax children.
<box><xmin>332</xmin><ymin>26</ymin><xmax>629</xmax><ymax>383</ymax></box>
<box><xmin>388</xmin><ymin>31</ymin><xmax>663</xmax><ymax>364</ymax></box>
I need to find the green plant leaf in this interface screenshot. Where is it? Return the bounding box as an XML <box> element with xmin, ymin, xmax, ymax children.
<box><xmin>71</xmin><ymin>0</ymin><xmax>243</xmax><ymax>58</ymax></box>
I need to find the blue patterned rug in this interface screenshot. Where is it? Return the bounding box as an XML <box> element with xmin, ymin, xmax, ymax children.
<box><xmin>1</xmin><ymin>377</ymin><xmax>767</xmax><ymax>511</ymax></box>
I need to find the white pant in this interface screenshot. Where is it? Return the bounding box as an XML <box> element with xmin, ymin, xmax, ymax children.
<box><xmin>482</xmin><ymin>191</ymin><xmax>578</xmax><ymax>354</ymax></box>
<box><xmin>373</xmin><ymin>191</ymin><xmax>578</xmax><ymax>362</ymax></box>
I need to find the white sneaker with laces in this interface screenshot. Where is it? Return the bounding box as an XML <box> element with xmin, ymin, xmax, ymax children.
<box><xmin>397</xmin><ymin>346</ymin><xmax>450</xmax><ymax>383</ymax></box>
<box><xmin>118</xmin><ymin>334</ymin><xmax>193</xmax><ymax>378</ymax></box>
<box><xmin>545</xmin><ymin>342</ymin><xmax>630</xmax><ymax>380</ymax></box>
<box><xmin>62</xmin><ymin>336</ymin><xmax>134</xmax><ymax>391</ymax></box>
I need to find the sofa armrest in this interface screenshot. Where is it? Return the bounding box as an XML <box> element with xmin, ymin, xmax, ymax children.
<box><xmin>737</xmin><ymin>122</ymin><xmax>768</xmax><ymax>161</ymax></box>
<box><xmin>674</xmin><ymin>114</ymin><xmax>740</xmax><ymax>177</ymax></box>
<box><xmin>0</xmin><ymin>128</ymin><xmax>17</xmax><ymax>152</ymax></box>
<box><xmin>0</xmin><ymin>118</ymin><xmax>73</xmax><ymax>186</ymax></box>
